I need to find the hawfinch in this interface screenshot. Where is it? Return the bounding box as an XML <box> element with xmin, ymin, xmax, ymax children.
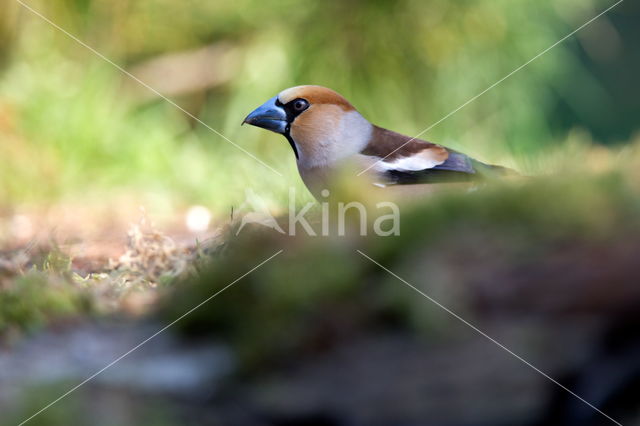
<box><xmin>243</xmin><ymin>85</ymin><xmax>510</xmax><ymax>198</ymax></box>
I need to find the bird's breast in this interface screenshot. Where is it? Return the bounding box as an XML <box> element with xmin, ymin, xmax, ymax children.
<box><xmin>297</xmin><ymin>164</ymin><xmax>331</xmax><ymax>198</ymax></box>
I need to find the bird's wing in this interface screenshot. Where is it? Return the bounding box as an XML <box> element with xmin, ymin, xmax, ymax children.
<box><xmin>360</xmin><ymin>125</ymin><xmax>482</xmax><ymax>184</ymax></box>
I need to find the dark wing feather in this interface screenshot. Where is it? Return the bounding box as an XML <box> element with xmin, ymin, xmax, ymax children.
<box><xmin>385</xmin><ymin>168</ymin><xmax>476</xmax><ymax>184</ymax></box>
<box><xmin>362</xmin><ymin>125</ymin><xmax>514</xmax><ymax>185</ymax></box>
<box><xmin>431</xmin><ymin>150</ymin><xmax>475</xmax><ymax>173</ymax></box>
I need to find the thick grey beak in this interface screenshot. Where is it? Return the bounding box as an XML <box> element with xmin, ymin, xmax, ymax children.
<box><xmin>242</xmin><ymin>96</ymin><xmax>287</xmax><ymax>134</ymax></box>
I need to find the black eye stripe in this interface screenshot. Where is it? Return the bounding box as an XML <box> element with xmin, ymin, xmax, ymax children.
<box><xmin>286</xmin><ymin>98</ymin><xmax>308</xmax><ymax>113</ymax></box>
<box><xmin>282</xmin><ymin>98</ymin><xmax>309</xmax><ymax>123</ymax></box>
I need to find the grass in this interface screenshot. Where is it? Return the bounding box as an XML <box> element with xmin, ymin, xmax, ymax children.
<box><xmin>0</xmin><ymin>56</ymin><xmax>306</xmax><ymax>211</ymax></box>
<box><xmin>0</xmin><ymin>248</ymin><xmax>90</xmax><ymax>336</ymax></box>
<box><xmin>0</xmin><ymin>219</ymin><xmax>220</xmax><ymax>339</ymax></box>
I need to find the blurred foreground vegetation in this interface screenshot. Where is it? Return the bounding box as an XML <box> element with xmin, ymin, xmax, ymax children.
<box><xmin>3</xmin><ymin>148</ymin><xmax>640</xmax><ymax>424</ymax></box>
<box><xmin>165</xmin><ymin>145</ymin><xmax>640</xmax><ymax>366</ymax></box>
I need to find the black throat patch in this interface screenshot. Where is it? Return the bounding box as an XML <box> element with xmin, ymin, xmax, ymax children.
<box><xmin>283</xmin><ymin>124</ymin><xmax>299</xmax><ymax>160</ymax></box>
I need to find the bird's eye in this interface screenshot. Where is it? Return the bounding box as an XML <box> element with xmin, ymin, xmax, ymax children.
<box><xmin>293</xmin><ymin>99</ymin><xmax>308</xmax><ymax>112</ymax></box>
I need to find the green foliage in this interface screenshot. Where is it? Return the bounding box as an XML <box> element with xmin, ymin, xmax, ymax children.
<box><xmin>0</xmin><ymin>268</ymin><xmax>90</xmax><ymax>335</ymax></box>
<box><xmin>4</xmin><ymin>383</ymin><xmax>83</xmax><ymax>426</ymax></box>
<box><xmin>3</xmin><ymin>382</ymin><xmax>180</xmax><ymax>426</ymax></box>
<box><xmin>0</xmin><ymin>248</ymin><xmax>97</xmax><ymax>335</ymax></box>
<box><xmin>1</xmin><ymin>0</ymin><xmax>635</xmax><ymax>214</ymax></box>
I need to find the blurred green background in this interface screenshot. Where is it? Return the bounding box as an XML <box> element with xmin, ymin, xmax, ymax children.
<box><xmin>0</xmin><ymin>0</ymin><xmax>637</xmax><ymax>214</ymax></box>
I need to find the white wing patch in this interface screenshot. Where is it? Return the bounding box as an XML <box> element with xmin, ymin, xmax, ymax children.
<box><xmin>378</xmin><ymin>150</ymin><xmax>447</xmax><ymax>172</ymax></box>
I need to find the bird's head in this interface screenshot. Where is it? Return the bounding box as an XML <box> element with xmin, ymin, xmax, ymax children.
<box><xmin>243</xmin><ymin>85</ymin><xmax>372</xmax><ymax>166</ymax></box>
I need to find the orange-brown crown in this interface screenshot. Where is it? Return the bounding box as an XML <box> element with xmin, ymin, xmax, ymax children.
<box><xmin>278</xmin><ymin>85</ymin><xmax>355</xmax><ymax>111</ymax></box>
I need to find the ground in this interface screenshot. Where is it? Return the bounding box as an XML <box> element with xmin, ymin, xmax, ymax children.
<box><xmin>2</xmin><ymin>157</ymin><xmax>640</xmax><ymax>425</ymax></box>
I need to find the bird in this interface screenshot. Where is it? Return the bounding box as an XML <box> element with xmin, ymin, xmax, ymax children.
<box><xmin>243</xmin><ymin>85</ymin><xmax>512</xmax><ymax>198</ymax></box>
